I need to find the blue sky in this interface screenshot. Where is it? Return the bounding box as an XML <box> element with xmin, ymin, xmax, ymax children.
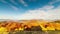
<box><xmin>0</xmin><ymin>0</ymin><xmax>60</xmax><ymax>20</ymax></box>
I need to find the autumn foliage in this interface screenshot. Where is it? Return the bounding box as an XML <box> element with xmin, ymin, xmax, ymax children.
<box><xmin>0</xmin><ymin>20</ymin><xmax>60</xmax><ymax>32</ymax></box>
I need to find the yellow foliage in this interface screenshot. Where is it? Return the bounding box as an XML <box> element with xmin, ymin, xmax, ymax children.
<box><xmin>19</xmin><ymin>27</ymin><xmax>24</xmax><ymax>31</ymax></box>
<box><xmin>15</xmin><ymin>28</ymin><xmax>19</xmax><ymax>31</ymax></box>
<box><xmin>39</xmin><ymin>23</ymin><xmax>47</xmax><ymax>31</ymax></box>
<box><xmin>0</xmin><ymin>32</ymin><xmax>9</xmax><ymax>34</ymax></box>
<box><xmin>47</xmin><ymin>27</ymin><xmax>55</xmax><ymax>30</ymax></box>
<box><xmin>0</xmin><ymin>27</ymin><xmax>7</xmax><ymax>32</ymax></box>
<box><xmin>55</xmin><ymin>23</ymin><xmax>60</xmax><ymax>30</ymax></box>
<box><xmin>39</xmin><ymin>23</ymin><xmax>55</xmax><ymax>31</ymax></box>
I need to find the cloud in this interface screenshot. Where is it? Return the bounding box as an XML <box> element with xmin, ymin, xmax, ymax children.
<box><xmin>7</xmin><ymin>4</ymin><xmax>19</xmax><ymax>11</ymax></box>
<box><xmin>0</xmin><ymin>0</ymin><xmax>7</xmax><ymax>3</ymax></box>
<box><xmin>0</xmin><ymin>15</ymin><xmax>15</xmax><ymax>19</ymax></box>
<box><xmin>0</xmin><ymin>5</ymin><xmax>59</xmax><ymax>20</ymax></box>
<box><xmin>40</xmin><ymin>5</ymin><xmax>54</xmax><ymax>10</ymax></box>
<box><xmin>0</xmin><ymin>0</ymin><xmax>60</xmax><ymax>20</ymax></box>
<box><xmin>0</xmin><ymin>0</ymin><xmax>19</xmax><ymax>11</ymax></box>
<box><xmin>10</xmin><ymin>5</ymin><xmax>19</xmax><ymax>11</ymax></box>
<box><xmin>17</xmin><ymin>5</ymin><xmax>60</xmax><ymax>20</ymax></box>
<box><xmin>29</xmin><ymin>0</ymin><xmax>37</xmax><ymax>2</ymax></box>
<box><xmin>10</xmin><ymin>0</ymin><xmax>18</xmax><ymax>5</ymax></box>
<box><xmin>19</xmin><ymin>0</ymin><xmax>28</xmax><ymax>7</ymax></box>
<box><xmin>1</xmin><ymin>0</ymin><xmax>18</xmax><ymax>5</ymax></box>
<box><xmin>49</xmin><ymin>0</ymin><xmax>60</xmax><ymax>5</ymax></box>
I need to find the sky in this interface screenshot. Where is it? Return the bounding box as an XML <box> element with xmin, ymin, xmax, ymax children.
<box><xmin>0</xmin><ymin>0</ymin><xmax>60</xmax><ymax>20</ymax></box>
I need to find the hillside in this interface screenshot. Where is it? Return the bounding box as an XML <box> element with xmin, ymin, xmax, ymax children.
<box><xmin>0</xmin><ymin>19</ymin><xmax>60</xmax><ymax>32</ymax></box>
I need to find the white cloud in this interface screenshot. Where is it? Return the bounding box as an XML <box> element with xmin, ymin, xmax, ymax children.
<box><xmin>0</xmin><ymin>15</ymin><xmax>14</xmax><ymax>19</ymax></box>
<box><xmin>0</xmin><ymin>0</ymin><xmax>60</xmax><ymax>20</ymax></box>
<box><xmin>49</xmin><ymin>0</ymin><xmax>60</xmax><ymax>5</ymax></box>
<box><xmin>41</xmin><ymin>5</ymin><xmax>54</xmax><ymax>10</ymax></box>
<box><xmin>10</xmin><ymin>5</ymin><xmax>19</xmax><ymax>11</ymax></box>
<box><xmin>19</xmin><ymin>0</ymin><xmax>28</xmax><ymax>7</ymax></box>
<box><xmin>10</xmin><ymin>0</ymin><xmax>18</xmax><ymax>5</ymax></box>
<box><xmin>0</xmin><ymin>5</ymin><xmax>60</xmax><ymax>20</ymax></box>
<box><xmin>1</xmin><ymin>0</ymin><xmax>18</xmax><ymax>5</ymax></box>
<box><xmin>0</xmin><ymin>0</ymin><xmax>19</xmax><ymax>11</ymax></box>
<box><xmin>16</xmin><ymin>5</ymin><xmax>60</xmax><ymax>20</ymax></box>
